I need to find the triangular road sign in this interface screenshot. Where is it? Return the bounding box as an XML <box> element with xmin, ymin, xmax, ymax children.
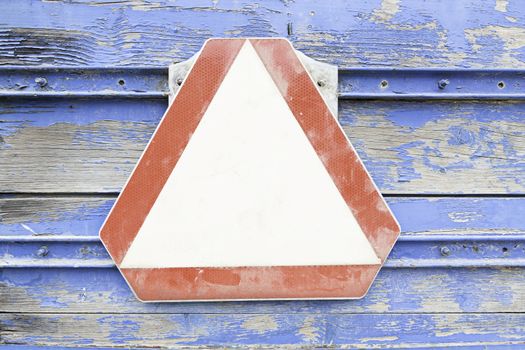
<box><xmin>100</xmin><ymin>38</ymin><xmax>400</xmax><ymax>301</ymax></box>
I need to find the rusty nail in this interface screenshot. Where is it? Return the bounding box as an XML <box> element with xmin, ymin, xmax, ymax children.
<box><xmin>35</xmin><ymin>77</ymin><xmax>47</xmax><ymax>87</ymax></box>
<box><xmin>36</xmin><ymin>246</ymin><xmax>49</xmax><ymax>257</ymax></box>
<box><xmin>440</xmin><ymin>246</ymin><xmax>451</xmax><ymax>256</ymax></box>
<box><xmin>438</xmin><ymin>79</ymin><xmax>449</xmax><ymax>89</ymax></box>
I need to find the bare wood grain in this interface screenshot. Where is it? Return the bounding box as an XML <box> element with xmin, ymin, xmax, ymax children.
<box><xmin>1</xmin><ymin>1</ymin><xmax>525</xmax><ymax>68</ymax></box>
<box><xmin>1</xmin><ymin>196</ymin><xmax>524</xmax><ymax>314</ymax></box>
<box><xmin>1</xmin><ymin>100</ymin><xmax>523</xmax><ymax>194</ymax></box>
<box><xmin>1</xmin><ymin>267</ymin><xmax>524</xmax><ymax>314</ymax></box>
<box><xmin>2</xmin><ymin>196</ymin><xmax>524</xmax><ymax>237</ymax></box>
<box><xmin>1</xmin><ymin>312</ymin><xmax>524</xmax><ymax>348</ymax></box>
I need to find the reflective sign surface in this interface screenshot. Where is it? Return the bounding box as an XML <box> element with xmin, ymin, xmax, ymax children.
<box><xmin>100</xmin><ymin>38</ymin><xmax>400</xmax><ymax>302</ymax></box>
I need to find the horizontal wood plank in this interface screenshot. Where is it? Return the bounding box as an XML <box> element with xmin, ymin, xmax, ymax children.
<box><xmin>1</xmin><ymin>267</ymin><xmax>524</xmax><ymax>314</ymax></box>
<box><xmin>2</xmin><ymin>196</ymin><xmax>523</xmax><ymax>238</ymax></box>
<box><xmin>2</xmin><ymin>312</ymin><xmax>525</xmax><ymax>348</ymax></box>
<box><xmin>1</xmin><ymin>1</ymin><xmax>525</xmax><ymax>68</ymax></box>
<box><xmin>4</xmin><ymin>240</ymin><xmax>524</xmax><ymax>269</ymax></box>
<box><xmin>2</xmin><ymin>196</ymin><xmax>524</xmax><ymax>268</ymax></box>
<box><xmin>1</xmin><ymin>99</ymin><xmax>524</xmax><ymax>194</ymax></box>
<box><xmin>4</xmin><ymin>67</ymin><xmax>525</xmax><ymax>100</ymax></box>
<box><xmin>1</xmin><ymin>197</ymin><xmax>523</xmax><ymax>313</ymax></box>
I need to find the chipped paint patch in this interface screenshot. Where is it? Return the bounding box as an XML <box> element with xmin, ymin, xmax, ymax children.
<box><xmin>297</xmin><ymin>316</ymin><xmax>320</xmax><ymax>343</ymax></box>
<box><xmin>465</xmin><ymin>25</ymin><xmax>525</xmax><ymax>66</ymax></box>
<box><xmin>431</xmin><ymin>314</ymin><xmax>525</xmax><ymax>339</ymax></box>
<box><xmin>371</xmin><ymin>0</ymin><xmax>400</xmax><ymax>23</ymax></box>
<box><xmin>466</xmin><ymin>25</ymin><xmax>525</xmax><ymax>51</ymax></box>
<box><xmin>122</xmin><ymin>33</ymin><xmax>142</xmax><ymax>49</ymax></box>
<box><xmin>411</xmin><ymin>274</ymin><xmax>462</xmax><ymax>313</ymax></box>
<box><xmin>447</xmin><ymin>211</ymin><xmax>483</xmax><ymax>223</ymax></box>
<box><xmin>242</xmin><ymin>315</ymin><xmax>278</xmax><ymax>334</ymax></box>
<box><xmin>342</xmin><ymin>104</ymin><xmax>525</xmax><ymax>194</ymax></box>
<box><xmin>495</xmin><ymin>0</ymin><xmax>508</xmax><ymax>12</ymax></box>
<box><xmin>128</xmin><ymin>0</ymin><xmax>163</xmax><ymax>11</ymax></box>
<box><xmin>4</xmin><ymin>0</ymin><xmax>525</xmax><ymax>68</ymax></box>
<box><xmin>478</xmin><ymin>268</ymin><xmax>525</xmax><ymax>312</ymax></box>
<box><xmin>361</xmin><ymin>335</ymin><xmax>399</xmax><ymax>342</ymax></box>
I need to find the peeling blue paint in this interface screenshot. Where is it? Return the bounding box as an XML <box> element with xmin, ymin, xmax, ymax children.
<box><xmin>448</xmin><ymin>126</ymin><xmax>477</xmax><ymax>146</ymax></box>
<box><xmin>1</xmin><ymin>0</ymin><xmax>525</xmax><ymax>347</ymax></box>
<box><xmin>2</xmin><ymin>197</ymin><xmax>524</xmax><ymax>238</ymax></box>
<box><xmin>391</xmin><ymin>141</ymin><xmax>425</xmax><ymax>183</ymax></box>
<box><xmin>0</xmin><ymin>198</ymin><xmax>114</xmax><ymax>237</ymax></box>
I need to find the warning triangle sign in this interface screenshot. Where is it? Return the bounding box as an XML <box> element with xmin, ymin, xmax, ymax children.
<box><xmin>100</xmin><ymin>38</ymin><xmax>400</xmax><ymax>301</ymax></box>
<box><xmin>120</xmin><ymin>41</ymin><xmax>380</xmax><ymax>269</ymax></box>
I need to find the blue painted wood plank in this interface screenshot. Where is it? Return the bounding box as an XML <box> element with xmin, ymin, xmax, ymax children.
<box><xmin>2</xmin><ymin>197</ymin><xmax>523</xmax><ymax>238</ymax></box>
<box><xmin>2</xmin><ymin>267</ymin><xmax>523</xmax><ymax>314</ymax></box>
<box><xmin>340</xmin><ymin>101</ymin><xmax>525</xmax><ymax>193</ymax></box>
<box><xmin>0</xmin><ymin>67</ymin><xmax>168</xmax><ymax>98</ymax></box>
<box><xmin>2</xmin><ymin>197</ymin><xmax>524</xmax><ymax>267</ymax></box>
<box><xmin>1</xmin><ymin>1</ymin><xmax>524</xmax><ymax>68</ymax></box>
<box><xmin>2</xmin><ymin>312</ymin><xmax>524</xmax><ymax>347</ymax></box>
<box><xmin>1</xmin><ymin>98</ymin><xmax>523</xmax><ymax>193</ymax></box>
<box><xmin>338</xmin><ymin>69</ymin><xmax>525</xmax><ymax>100</ymax></box>
<box><xmin>4</xmin><ymin>238</ymin><xmax>524</xmax><ymax>268</ymax></box>
<box><xmin>3</xmin><ymin>67</ymin><xmax>525</xmax><ymax>100</ymax></box>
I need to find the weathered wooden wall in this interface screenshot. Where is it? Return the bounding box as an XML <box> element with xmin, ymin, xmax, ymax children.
<box><xmin>1</xmin><ymin>0</ymin><xmax>525</xmax><ymax>348</ymax></box>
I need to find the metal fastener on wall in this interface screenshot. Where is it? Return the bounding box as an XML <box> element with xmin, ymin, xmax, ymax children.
<box><xmin>36</xmin><ymin>246</ymin><xmax>49</xmax><ymax>257</ymax></box>
<box><xmin>438</xmin><ymin>79</ymin><xmax>449</xmax><ymax>89</ymax></box>
<box><xmin>440</xmin><ymin>246</ymin><xmax>451</xmax><ymax>256</ymax></box>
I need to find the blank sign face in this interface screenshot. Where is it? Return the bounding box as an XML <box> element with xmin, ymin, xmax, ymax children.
<box><xmin>100</xmin><ymin>38</ymin><xmax>400</xmax><ymax>302</ymax></box>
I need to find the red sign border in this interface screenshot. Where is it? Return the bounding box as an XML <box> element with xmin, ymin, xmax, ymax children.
<box><xmin>100</xmin><ymin>38</ymin><xmax>400</xmax><ymax>301</ymax></box>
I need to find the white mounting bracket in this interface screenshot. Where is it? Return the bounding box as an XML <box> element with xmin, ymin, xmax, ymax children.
<box><xmin>168</xmin><ymin>49</ymin><xmax>338</xmax><ymax>116</ymax></box>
